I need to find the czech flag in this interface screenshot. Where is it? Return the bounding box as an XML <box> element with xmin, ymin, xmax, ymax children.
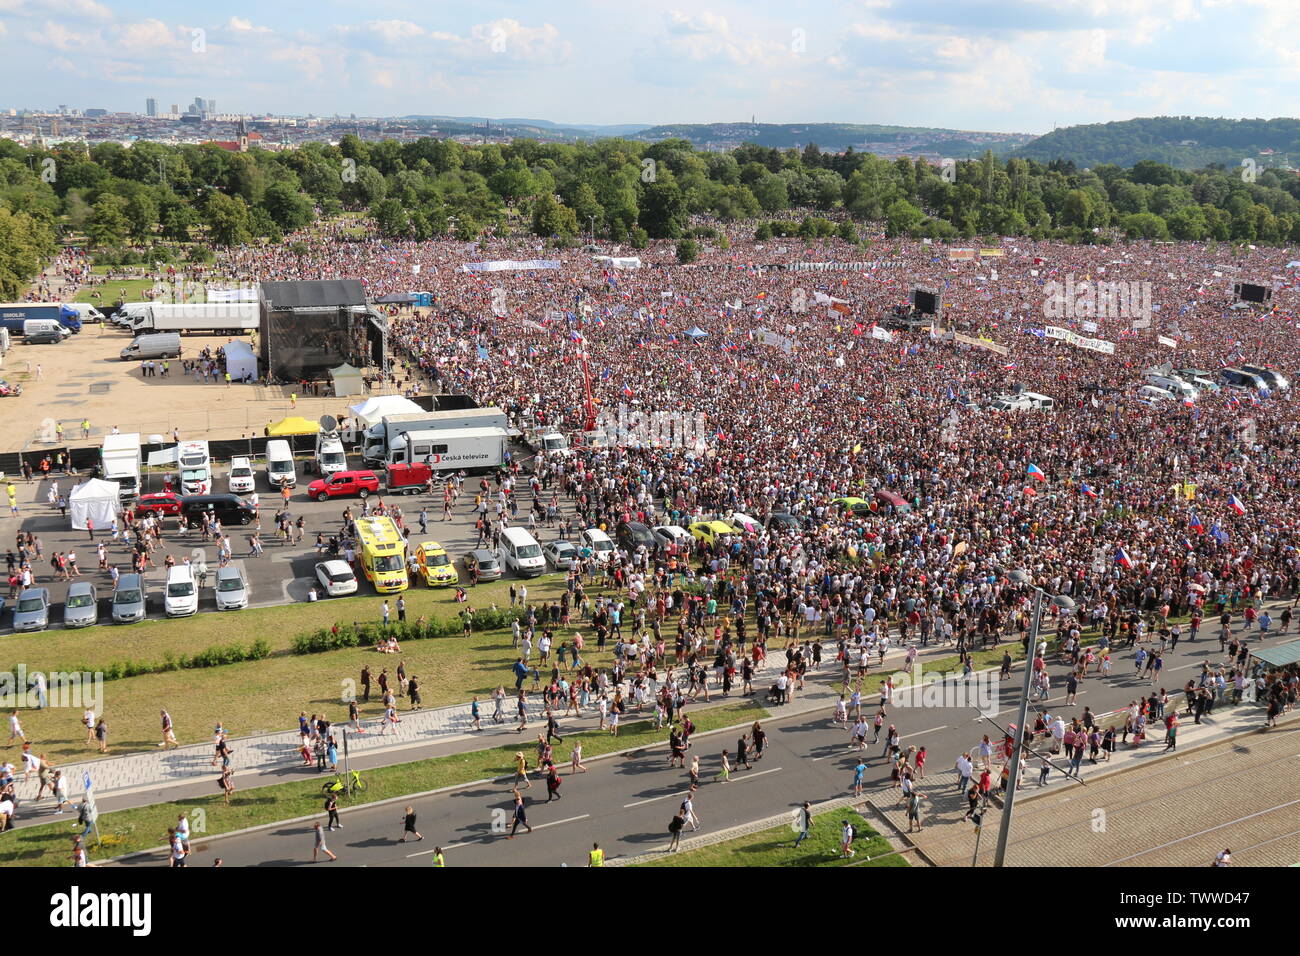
<box><xmin>1189</xmin><ymin>511</ymin><xmax>1205</xmax><ymax>534</ymax></box>
<box><xmin>1027</xmin><ymin>463</ymin><xmax>1046</xmax><ymax>481</ymax></box>
<box><xmin>621</xmin><ymin>383</ymin><xmax>634</xmax><ymax>398</ymax></box>
<box><xmin>1114</xmin><ymin>547</ymin><xmax>1133</xmax><ymax>569</ymax></box>
<box><xmin>1081</xmin><ymin>482</ymin><xmax>1098</xmax><ymax>498</ymax></box>
<box><xmin>569</xmin><ymin>330</ymin><xmax>584</xmax><ymax>343</ymax></box>
<box><xmin>1228</xmin><ymin>494</ymin><xmax>1246</xmax><ymax>515</ymax></box>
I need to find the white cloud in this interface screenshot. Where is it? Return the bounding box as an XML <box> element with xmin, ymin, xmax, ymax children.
<box><xmin>228</xmin><ymin>16</ymin><xmax>273</xmax><ymax>36</ymax></box>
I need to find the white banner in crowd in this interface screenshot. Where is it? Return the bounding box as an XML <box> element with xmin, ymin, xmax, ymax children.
<box><xmin>871</xmin><ymin>326</ymin><xmax>894</xmax><ymax>343</ymax></box>
<box><xmin>787</xmin><ymin>261</ymin><xmax>903</xmax><ymax>272</ymax></box>
<box><xmin>460</xmin><ymin>260</ymin><xmax>561</xmax><ymax>273</ymax></box>
<box><xmin>952</xmin><ymin>332</ymin><xmax>1010</xmax><ymax>356</ymax></box>
<box><xmin>1044</xmin><ymin>325</ymin><xmax>1116</xmax><ymax>355</ymax></box>
<box><xmin>1157</xmin><ymin>335</ymin><xmax>1178</xmax><ymax>348</ymax></box>
<box><xmin>755</xmin><ymin>329</ymin><xmax>797</xmax><ymax>353</ymax></box>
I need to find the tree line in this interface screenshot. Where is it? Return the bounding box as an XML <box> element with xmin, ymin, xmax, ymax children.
<box><xmin>2</xmin><ymin>132</ymin><xmax>1300</xmax><ymax>297</ymax></box>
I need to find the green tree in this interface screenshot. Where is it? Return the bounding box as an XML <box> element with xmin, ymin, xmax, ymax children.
<box><xmin>371</xmin><ymin>198</ymin><xmax>410</xmax><ymax>238</ymax></box>
<box><xmin>675</xmin><ymin>238</ymin><xmax>699</xmax><ymax>263</ymax></box>
<box><xmin>87</xmin><ymin>194</ymin><xmax>130</xmax><ymax>248</ymax></box>
<box><xmin>204</xmin><ymin>191</ymin><xmax>253</xmax><ymax>246</ymax></box>
<box><xmin>262</xmin><ymin>182</ymin><xmax>315</xmax><ymax>232</ymax></box>
<box><xmin>638</xmin><ymin>179</ymin><xmax>686</xmax><ymax>239</ymax></box>
<box><xmin>531</xmin><ymin>193</ymin><xmax>578</xmax><ymax>237</ymax></box>
<box><xmin>124</xmin><ymin>192</ymin><xmax>159</xmax><ymax>243</ymax></box>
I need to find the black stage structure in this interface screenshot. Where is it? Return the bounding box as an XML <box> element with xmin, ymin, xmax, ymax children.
<box><xmin>258</xmin><ymin>280</ymin><xmax>388</xmax><ymax>383</ymax></box>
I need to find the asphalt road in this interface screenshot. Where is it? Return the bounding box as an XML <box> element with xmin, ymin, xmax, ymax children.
<box><xmin>112</xmin><ymin>618</ymin><xmax>1297</xmax><ymax>867</ymax></box>
<box><xmin>2</xmin><ymin>455</ymin><xmax>541</xmax><ymax>630</ymax></box>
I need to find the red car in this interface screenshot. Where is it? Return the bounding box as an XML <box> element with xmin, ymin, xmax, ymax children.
<box><xmin>307</xmin><ymin>470</ymin><xmax>379</xmax><ymax>502</ymax></box>
<box><xmin>0</xmin><ymin>380</ymin><xmax>22</xmax><ymax>397</ymax></box>
<box><xmin>134</xmin><ymin>492</ymin><xmax>184</xmax><ymax>516</ymax></box>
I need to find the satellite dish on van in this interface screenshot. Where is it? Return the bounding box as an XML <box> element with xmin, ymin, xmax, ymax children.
<box><xmin>319</xmin><ymin>414</ymin><xmax>338</xmax><ymax>433</ymax></box>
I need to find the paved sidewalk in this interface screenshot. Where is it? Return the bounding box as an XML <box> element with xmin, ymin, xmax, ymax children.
<box><xmin>14</xmin><ymin>627</ymin><xmax>986</xmax><ymax>805</ymax></box>
<box><xmin>868</xmin><ymin>702</ymin><xmax>1298</xmax><ymax>866</ymax></box>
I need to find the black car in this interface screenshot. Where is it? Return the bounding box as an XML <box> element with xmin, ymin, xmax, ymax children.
<box><xmin>179</xmin><ymin>494</ymin><xmax>257</xmax><ymax>528</ymax></box>
<box><xmin>616</xmin><ymin>520</ymin><xmax>656</xmax><ymax>553</ymax></box>
<box><xmin>765</xmin><ymin>512</ymin><xmax>805</xmax><ymax>532</ymax></box>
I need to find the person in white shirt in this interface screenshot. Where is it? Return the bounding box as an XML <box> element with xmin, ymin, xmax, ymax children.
<box><xmin>955</xmin><ymin>752</ymin><xmax>973</xmax><ymax>792</ymax></box>
<box><xmin>8</xmin><ymin>711</ymin><xmax>25</xmax><ymax>745</ymax></box>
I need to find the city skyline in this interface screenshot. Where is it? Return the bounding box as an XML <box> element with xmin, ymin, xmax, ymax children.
<box><xmin>1</xmin><ymin>0</ymin><xmax>1298</xmax><ymax>134</ymax></box>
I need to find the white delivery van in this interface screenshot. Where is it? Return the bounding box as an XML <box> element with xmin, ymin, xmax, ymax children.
<box><xmin>499</xmin><ymin>526</ymin><xmax>546</xmax><ymax>578</ymax></box>
<box><xmin>265</xmin><ymin>439</ymin><xmax>296</xmax><ymax>489</ymax></box>
<box><xmin>228</xmin><ymin>456</ymin><xmax>255</xmax><ymax>494</ymax></box>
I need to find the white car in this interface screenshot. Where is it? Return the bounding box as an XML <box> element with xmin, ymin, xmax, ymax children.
<box><xmin>164</xmin><ymin>565</ymin><xmax>199</xmax><ymax>617</ymax></box>
<box><xmin>579</xmin><ymin>528</ymin><xmax>616</xmax><ymax>564</ymax></box>
<box><xmin>652</xmin><ymin>525</ymin><xmax>692</xmax><ymax>549</ymax></box>
<box><xmin>315</xmin><ymin>560</ymin><xmax>358</xmax><ymax>597</ymax></box>
<box><xmin>214</xmin><ymin>564</ymin><xmax>250</xmax><ymax>610</ymax></box>
<box><xmin>228</xmin><ymin>456</ymin><xmax>255</xmax><ymax>494</ymax></box>
<box><xmin>726</xmin><ymin>512</ymin><xmax>761</xmax><ymax>534</ymax></box>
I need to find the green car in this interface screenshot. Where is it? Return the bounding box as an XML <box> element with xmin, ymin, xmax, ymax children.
<box><xmin>831</xmin><ymin>496</ymin><xmax>873</xmax><ymax>516</ymax></box>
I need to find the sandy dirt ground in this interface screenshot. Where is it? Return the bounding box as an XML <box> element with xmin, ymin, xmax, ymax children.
<box><xmin>1</xmin><ymin>322</ymin><xmax>365</xmax><ymax>454</ymax></box>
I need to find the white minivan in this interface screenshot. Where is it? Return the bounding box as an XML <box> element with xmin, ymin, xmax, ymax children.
<box><xmin>228</xmin><ymin>456</ymin><xmax>255</xmax><ymax>494</ymax></box>
<box><xmin>1145</xmin><ymin>373</ymin><xmax>1196</xmax><ymax>400</ymax></box>
<box><xmin>499</xmin><ymin>526</ymin><xmax>546</xmax><ymax>578</ymax></box>
<box><xmin>164</xmin><ymin>565</ymin><xmax>199</xmax><ymax>617</ymax></box>
<box><xmin>265</xmin><ymin>439</ymin><xmax>296</xmax><ymax>489</ymax></box>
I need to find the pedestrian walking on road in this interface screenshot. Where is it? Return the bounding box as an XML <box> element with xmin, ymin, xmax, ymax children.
<box><xmin>324</xmin><ymin>792</ymin><xmax>341</xmax><ymax>831</ymax></box>
<box><xmin>398</xmin><ymin>806</ymin><xmax>424</xmax><ymax>842</ymax></box>
<box><xmin>667</xmin><ymin>810</ymin><xmax>686</xmax><ymax>851</ymax></box>
<box><xmin>312</xmin><ymin>822</ymin><xmax>337</xmax><ymax>862</ymax></box>
<box><xmin>507</xmin><ymin>788</ymin><xmax>532</xmax><ymax>838</ymax></box>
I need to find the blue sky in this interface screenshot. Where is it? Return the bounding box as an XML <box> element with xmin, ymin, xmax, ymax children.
<box><xmin>0</xmin><ymin>0</ymin><xmax>1296</xmax><ymax>133</ymax></box>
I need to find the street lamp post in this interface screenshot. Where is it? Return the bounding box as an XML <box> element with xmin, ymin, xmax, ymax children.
<box><xmin>993</xmin><ymin>571</ymin><xmax>1074</xmax><ymax>867</ymax></box>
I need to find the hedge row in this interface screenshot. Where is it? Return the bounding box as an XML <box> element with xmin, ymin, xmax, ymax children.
<box><xmin>291</xmin><ymin>606</ymin><xmax>527</xmax><ymax>655</ymax></box>
<box><xmin>68</xmin><ymin>639</ymin><xmax>272</xmax><ymax>682</ymax></box>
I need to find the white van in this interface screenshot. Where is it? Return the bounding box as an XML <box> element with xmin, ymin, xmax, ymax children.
<box><xmin>164</xmin><ymin>565</ymin><xmax>199</xmax><ymax>617</ymax></box>
<box><xmin>1136</xmin><ymin>384</ymin><xmax>1175</xmax><ymax>404</ymax></box>
<box><xmin>23</xmin><ymin>319</ymin><xmax>69</xmax><ymax>340</ymax></box>
<box><xmin>228</xmin><ymin>456</ymin><xmax>255</xmax><ymax>494</ymax></box>
<box><xmin>1144</xmin><ymin>373</ymin><xmax>1196</xmax><ymax>400</ymax></box>
<box><xmin>265</xmin><ymin>439</ymin><xmax>296</xmax><ymax>489</ymax></box>
<box><xmin>499</xmin><ymin>526</ymin><xmax>546</xmax><ymax>578</ymax></box>
<box><xmin>579</xmin><ymin>528</ymin><xmax>616</xmax><ymax>564</ymax></box>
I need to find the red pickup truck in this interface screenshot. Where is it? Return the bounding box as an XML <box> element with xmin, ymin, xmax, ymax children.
<box><xmin>386</xmin><ymin>462</ymin><xmax>435</xmax><ymax>495</ymax></box>
<box><xmin>307</xmin><ymin>470</ymin><xmax>380</xmax><ymax>501</ymax></box>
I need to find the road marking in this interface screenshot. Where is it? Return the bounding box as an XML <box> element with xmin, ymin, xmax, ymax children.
<box><xmin>903</xmin><ymin>725</ymin><xmax>947</xmax><ymax>737</ymax></box>
<box><xmin>624</xmin><ymin>793</ymin><xmax>682</xmax><ymax>808</ymax></box>
<box><xmin>406</xmin><ymin>813</ymin><xmax>591</xmax><ymax>856</ymax></box>
<box><xmin>729</xmin><ymin>765</ymin><xmax>782</xmax><ymax>784</ymax></box>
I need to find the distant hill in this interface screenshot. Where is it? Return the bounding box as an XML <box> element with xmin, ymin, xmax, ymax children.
<box><xmin>400</xmin><ymin>115</ymin><xmax>648</xmax><ymax>140</ymax></box>
<box><xmin>1014</xmin><ymin>116</ymin><xmax>1300</xmax><ymax>169</ymax></box>
<box><xmin>632</xmin><ymin>122</ymin><xmax>1033</xmax><ymax>156</ymax></box>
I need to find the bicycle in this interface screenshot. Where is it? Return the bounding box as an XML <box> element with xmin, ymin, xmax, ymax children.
<box><xmin>321</xmin><ymin>769</ymin><xmax>367</xmax><ymax>796</ymax></box>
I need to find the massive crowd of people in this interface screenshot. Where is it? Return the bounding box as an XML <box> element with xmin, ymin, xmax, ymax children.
<box><xmin>167</xmin><ymin>224</ymin><xmax>1300</xmax><ymax>644</ymax></box>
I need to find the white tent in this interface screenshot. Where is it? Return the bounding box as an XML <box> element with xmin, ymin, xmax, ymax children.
<box><xmin>69</xmin><ymin>479</ymin><xmax>121</xmax><ymax>531</ymax></box>
<box><xmin>223</xmin><ymin>340</ymin><xmax>258</xmax><ymax>382</ymax></box>
<box><xmin>348</xmin><ymin>394</ymin><xmax>423</xmax><ymax>427</ymax></box>
<box><xmin>329</xmin><ymin>363</ymin><xmax>365</xmax><ymax>398</ymax></box>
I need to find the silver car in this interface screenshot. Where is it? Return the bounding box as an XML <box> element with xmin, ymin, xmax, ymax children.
<box><xmin>112</xmin><ymin>573</ymin><xmax>147</xmax><ymax>624</ymax></box>
<box><xmin>11</xmin><ymin>588</ymin><xmax>50</xmax><ymax>632</ymax></box>
<box><xmin>543</xmin><ymin>539</ymin><xmax>577</xmax><ymax>570</ymax></box>
<box><xmin>63</xmin><ymin>582</ymin><xmax>99</xmax><ymax>628</ymax></box>
<box><xmin>214</xmin><ymin>564</ymin><xmax>249</xmax><ymax>611</ymax></box>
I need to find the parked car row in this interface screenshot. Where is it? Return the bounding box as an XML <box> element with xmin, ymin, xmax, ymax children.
<box><xmin>4</xmin><ymin>563</ymin><xmax>252</xmax><ymax>631</ymax></box>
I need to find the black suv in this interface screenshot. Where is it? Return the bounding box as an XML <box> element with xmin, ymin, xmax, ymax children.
<box><xmin>179</xmin><ymin>494</ymin><xmax>257</xmax><ymax>528</ymax></box>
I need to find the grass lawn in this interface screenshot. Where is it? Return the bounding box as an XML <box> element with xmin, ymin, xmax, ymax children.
<box><xmin>73</xmin><ymin>278</ymin><xmax>157</xmax><ymax>305</ymax></box>
<box><xmin>0</xmin><ymin>700</ymin><xmax>766</xmax><ymax>867</ymax></box>
<box><xmin>1</xmin><ymin>575</ymin><xmax>661</xmax><ymax>761</ymax></box>
<box><xmin>638</xmin><ymin>806</ymin><xmax>905</xmax><ymax>867</ymax></box>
